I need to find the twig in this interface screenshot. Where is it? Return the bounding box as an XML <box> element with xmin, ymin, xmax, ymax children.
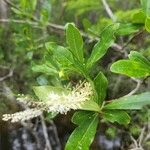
<box><xmin>49</xmin><ymin>120</ymin><xmax>61</xmax><ymax>150</ymax></box>
<box><xmin>0</xmin><ymin>19</ymin><xmax>122</xmax><ymax>52</ymax></box>
<box><xmin>21</xmin><ymin>121</ymin><xmax>41</xmax><ymax>149</ymax></box>
<box><xmin>130</xmin><ymin>134</ymin><xmax>138</xmax><ymax>148</ymax></box>
<box><xmin>0</xmin><ymin>19</ymin><xmax>42</xmax><ymax>29</ymax></box>
<box><xmin>0</xmin><ymin>68</ymin><xmax>13</xmax><ymax>82</ymax></box>
<box><xmin>40</xmin><ymin>115</ymin><xmax>52</xmax><ymax>150</ymax></box>
<box><xmin>129</xmin><ymin>134</ymin><xmax>144</xmax><ymax>150</ymax></box>
<box><xmin>121</xmin><ymin>31</ymin><xmax>143</xmax><ymax>50</ymax></box>
<box><xmin>138</xmin><ymin>127</ymin><xmax>146</xmax><ymax>147</ymax></box>
<box><xmin>101</xmin><ymin>0</ymin><xmax>116</xmax><ymax>22</ymax></box>
<box><xmin>125</xmin><ymin>78</ymin><xmax>142</xmax><ymax>97</ymax></box>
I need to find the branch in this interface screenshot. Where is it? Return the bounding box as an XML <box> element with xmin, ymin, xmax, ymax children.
<box><xmin>0</xmin><ymin>19</ymin><xmax>122</xmax><ymax>51</ymax></box>
<box><xmin>0</xmin><ymin>68</ymin><xmax>13</xmax><ymax>82</ymax></box>
<box><xmin>101</xmin><ymin>0</ymin><xmax>116</xmax><ymax>22</ymax></box>
<box><xmin>125</xmin><ymin>78</ymin><xmax>142</xmax><ymax>97</ymax></box>
<box><xmin>40</xmin><ymin>115</ymin><xmax>52</xmax><ymax>150</ymax></box>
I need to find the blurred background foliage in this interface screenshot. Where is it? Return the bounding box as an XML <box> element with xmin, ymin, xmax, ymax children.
<box><xmin>0</xmin><ymin>0</ymin><xmax>150</xmax><ymax>150</ymax></box>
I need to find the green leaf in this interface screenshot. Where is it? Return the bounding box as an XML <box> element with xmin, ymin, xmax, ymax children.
<box><xmin>110</xmin><ymin>60</ymin><xmax>150</xmax><ymax>78</ymax></box>
<box><xmin>80</xmin><ymin>100</ymin><xmax>100</xmax><ymax>112</ymax></box>
<box><xmin>116</xmin><ymin>23</ymin><xmax>141</xmax><ymax>35</ymax></box>
<box><xmin>72</xmin><ymin>111</ymin><xmax>95</xmax><ymax>125</ymax></box>
<box><xmin>45</xmin><ymin>42</ymin><xmax>87</xmax><ymax>78</ymax></box>
<box><xmin>33</xmin><ymin>86</ymin><xmax>69</xmax><ymax>102</ymax></box>
<box><xmin>132</xmin><ymin>9</ymin><xmax>146</xmax><ymax>24</ymax></box>
<box><xmin>104</xmin><ymin>92</ymin><xmax>150</xmax><ymax>110</ymax></box>
<box><xmin>141</xmin><ymin>0</ymin><xmax>150</xmax><ymax>17</ymax></box>
<box><xmin>129</xmin><ymin>51</ymin><xmax>150</xmax><ymax>68</ymax></box>
<box><xmin>103</xmin><ymin>110</ymin><xmax>131</xmax><ymax>125</ymax></box>
<box><xmin>32</xmin><ymin>64</ymin><xmax>58</xmax><ymax>75</ymax></box>
<box><xmin>66</xmin><ymin>23</ymin><xmax>84</xmax><ymax>63</ymax></box>
<box><xmin>145</xmin><ymin>17</ymin><xmax>150</xmax><ymax>32</ymax></box>
<box><xmin>65</xmin><ymin>113</ymin><xmax>98</xmax><ymax>150</ymax></box>
<box><xmin>86</xmin><ymin>24</ymin><xmax>119</xmax><ymax>70</ymax></box>
<box><xmin>94</xmin><ymin>72</ymin><xmax>108</xmax><ymax>105</ymax></box>
<box><xmin>45</xmin><ymin>42</ymin><xmax>74</xmax><ymax>68</ymax></box>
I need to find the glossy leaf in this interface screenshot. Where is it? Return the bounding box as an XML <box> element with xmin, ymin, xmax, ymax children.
<box><xmin>65</xmin><ymin>113</ymin><xmax>98</xmax><ymax>150</ymax></box>
<box><xmin>66</xmin><ymin>23</ymin><xmax>84</xmax><ymax>63</ymax></box>
<box><xmin>72</xmin><ymin>111</ymin><xmax>96</xmax><ymax>125</ymax></box>
<box><xmin>94</xmin><ymin>72</ymin><xmax>108</xmax><ymax>105</ymax></box>
<box><xmin>86</xmin><ymin>24</ymin><xmax>119</xmax><ymax>70</ymax></box>
<box><xmin>129</xmin><ymin>51</ymin><xmax>150</xmax><ymax>68</ymax></box>
<box><xmin>104</xmin><ymin>92</ymin><xmax>150</xmax><ymax>110</ymax></box>
<box><xmin>103</xmin><ymin>110</ymin><xmax>131</xmax><ymax>125</ymax></box>
<box><xmin>110</xmin><ymin>60</ymin><xmax>150</xmax><ymax>78</ymax></box>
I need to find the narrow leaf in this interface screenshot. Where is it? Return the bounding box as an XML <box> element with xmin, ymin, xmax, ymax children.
<box><xmin>32</xmin><ymin>64</ymin><xmax>58</xmax><ymax>75</ymax></box>
<box><xmin>66</xmin><ymin>23</ymin><xmax>84</xmax><ymax>63</ymax></box>
<box><xmin>94</xmin><ymin>72</ymin><xmax>108</xmax><ymax>105</ymax></box>
<box><xmin>116</xmin><ymin>23</ymin><xmax>141</xmax><ymax>35</ymax></box>
<box><xmin>65</xmin><ymin>113</ymin><xmax>98</xmax><ymax>150</ymax></box>
<box><xmin>86</xmin><ymin>24</ymin><xmax>119</xmax><ymax>70</ymax></box>
<box><xmin>104</xmin><ymin>92</ymin><xmax>150</xmax><ymax>110</ymax></box>
<box><xmin>72</xmin><ymin>111</ymin><xmax>95</xmax><ymax>125</ymax></box>
<box><xmin>110</xmin><ymin>60</ymin><xmax>150</xmax><ymax>78</ymax></box>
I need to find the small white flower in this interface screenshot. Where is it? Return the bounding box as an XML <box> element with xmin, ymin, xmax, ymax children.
<box><xmin>2</xmin><ymin>108</ymin><xmax>42</xmax><ymax>123</ymax></box>
<box><xmin>2</xmin><ymin>81</ymin><xmax>93</xmax><ymax>122</ymax></box>
<box><xmin>48</xmin><ymin>92</ymin><xmax>61</xmax><ymax>100</ymax></box>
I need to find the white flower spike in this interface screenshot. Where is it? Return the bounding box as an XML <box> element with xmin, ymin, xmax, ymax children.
<box><xmin>2</xmin><ymin>81</ymin><xmax>93</xmax><ymax>122</ymax></box>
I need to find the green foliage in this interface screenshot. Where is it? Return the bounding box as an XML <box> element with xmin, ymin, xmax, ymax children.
<box><xmin>65</xmin><ymin>113</ymin><xmax>98</xmax><ymax>150</ymax></box>
<box><xmin>31</xmin><ymin>23</ymin><xmax>150</xmax><ymax>149</ymax></box>
<box><xmin>110</xmin><ymin>51</ymin><xmax>150</xmax><ymax>77</ymax></box>
<box><xmin>1</xmin><ymin>0</ymin><xmax>150</xmax><ymax>149</ymax></box>
<box><xmin>104</xmin><ymin>92</ymin><xmax>150</xmax><ymax>110</ymax></box>
<box><xmin>94</xmin><ymin>71</ymin><xmax>108</xmax><ymax>105</ymax></box>
<box><xmin>66</xmin><ymin>23</ymin><xmax>84</xmax><ymax>63</ymax></box>
<box><xmin>103</xmin><ymin>110</ymin><xmax>131</xmax><ymax>125</ymax></box>
<box><xmin>116</xmin><ymin>23</ymin><xmax>141</xmax><ymax>35</ymax></box>
<box><xmin>86</xmin><ymin>24</ymin><xmax>119</xmax><ymax>70</ymax></box>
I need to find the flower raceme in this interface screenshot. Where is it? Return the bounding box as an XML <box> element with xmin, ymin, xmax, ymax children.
<box><xmin>2</xmin><ymin>82</ymin><xmax>93</xmax><ymax>122</ymax></box>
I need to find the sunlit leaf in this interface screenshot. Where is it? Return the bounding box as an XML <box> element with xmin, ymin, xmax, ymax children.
<box><xmin>110</xmin><ymin>60</ymin><xmax>150</xmax><ymax>78</ymax></box>
<box><xmin>104</xmin><ymin>92</ymin><xmax>150</xmax><ymax>110</ymax></box>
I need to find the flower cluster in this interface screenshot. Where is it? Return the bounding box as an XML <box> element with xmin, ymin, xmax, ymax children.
<box><xmin>2</xmin><ymin>108</ymin><xmax>42</xmax><ymax>123</ymax></box>
<box><xmin>2</xmin><ymin>82</ymin><xmax>93</xmax><ymax>122</ymax></box>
